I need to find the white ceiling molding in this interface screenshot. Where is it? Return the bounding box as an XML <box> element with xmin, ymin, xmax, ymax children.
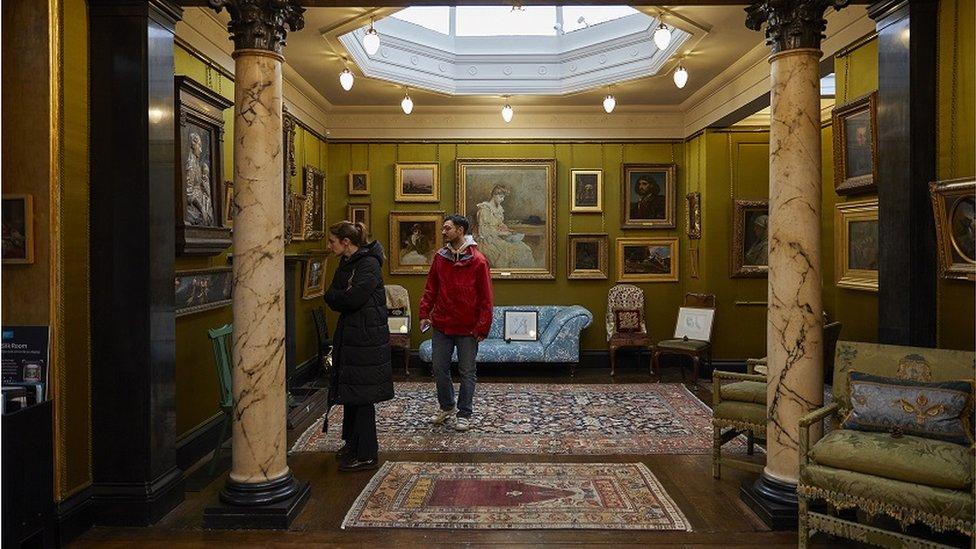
<box><xmin>680</xmin><ymin>6</ymin><xmax>874</xmax><ymax>136</ymax></box>
<box><xmin>176</xmin><ymin>8</ymin><xmax>333</xmax><ymax>138</ymax></box>
<box><xmin>337</xmin><ymin>14</ymin><xmax>690</xmax><ymax>96</ymax></box>
<box><xmin>323</xmin><ymin>105</ymin><xmax>685</xmax><ymax>140</ymax></box>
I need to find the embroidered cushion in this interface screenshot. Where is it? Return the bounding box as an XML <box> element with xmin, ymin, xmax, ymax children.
<box><xmin>841</xmin><ymin>371</ymin><xmax>973</xmax><ymax>445</ymax></box>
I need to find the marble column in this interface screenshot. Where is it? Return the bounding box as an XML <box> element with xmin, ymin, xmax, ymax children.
<box><xmin>742</xmin><ymin>0</ymin><xmax>847</xmax><ymax>527</ymax></box>
<box><xmin>205</xmin><ymin>0</ymin><xmax>308</xmax><ymax>528</ymax></box>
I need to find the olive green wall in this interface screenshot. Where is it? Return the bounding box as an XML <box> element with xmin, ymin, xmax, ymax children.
<box><xmin>823</xmin><ymin>36</ymin><xmax>880</xmax><ymax>344</ymax></box>
<box><xmin>936</xmin><ymin>0</ymin><xmax>975</xmax><ymax>351</ymax></box>
<box><xmin>173</xmin><ymin>45</ymin><xmax>328</xmax><ymax>438</ymax></box>
<box><xmin>326</xmin><ymin>142</ymin><xmax>691</xmax><ymax>353</ymax></box>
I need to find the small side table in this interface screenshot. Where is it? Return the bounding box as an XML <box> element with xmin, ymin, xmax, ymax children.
<box><xmin>608</xmin><ymin>333</ymin><xmax>654</xmax><ymax>376</ymax></box>
<box><xmin>389</xmin><ymin>333</ymin><xmax>410</xmax><ymax>376</ymax></box>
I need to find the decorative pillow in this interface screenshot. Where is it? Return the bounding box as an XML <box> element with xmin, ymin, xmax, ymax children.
<box><xmin>842</xmin><ymin>371</ymin><xmax>973</xmax><ymax>445</ymax></box>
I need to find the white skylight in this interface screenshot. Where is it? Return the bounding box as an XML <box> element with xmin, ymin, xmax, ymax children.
<box><xmin>391</xmin><ymin>6</ymin><xmax>451</xmax><ymax>35</ymax></box>
<box><xmin>456</xmin><ymin>6</ymin><xmax>557</xmax><ymax>36</ymax></box>
<box><xmin>562</xmin><ymin>6</ymin><xmax>639</xmax><ymax>33</ymax></box>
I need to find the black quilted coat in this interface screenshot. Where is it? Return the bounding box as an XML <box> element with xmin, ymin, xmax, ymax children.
<box><xmin>324</xmin><ymin>241</ymin><xmax>393</xmax><ymax>406</ymax></box>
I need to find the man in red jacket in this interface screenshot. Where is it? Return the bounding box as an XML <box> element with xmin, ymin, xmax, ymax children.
<box><xmin>419</xmin><ymin>214</ymin><xmax>494</xmax><ymax>432</ymax></box>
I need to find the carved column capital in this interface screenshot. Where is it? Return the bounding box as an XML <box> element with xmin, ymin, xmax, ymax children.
<box><xmin>745</xmin><ymin>0</ymin><xmax>850</xmax><ymax>54</ymax></box>
<box><xmin>209</xmin><ymin>0</ymin><xmax>305</xmax><ymax>55</ymax></box>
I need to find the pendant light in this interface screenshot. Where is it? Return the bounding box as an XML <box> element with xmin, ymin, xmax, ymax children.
<box><xmin>363</xmin><ymin>21</ymin><xmax>380</xmax><ymax>56</ymax></box>
<box><xmin>339</xmin><ymin>68</ymin><xmax>354</xmax><ymax>91</ymax></box>
<box><xmin>603</xmin><ymin>92</ymin><xmax>616</xmax><ymax>114</ymax></box>
<box><xmin>653</xmin><ymin>22</ymin><xmax>672</xmax><ymax>50</ymax></box>
<box><xmin>401</xmin><ymin>91</ymin><xmax>414</xmax><ymax>115</ymax></box>
<box><xmin>501</xmin><ymin>101</ymin><xmax>514</xmax><ymax>123</ymax></box>
<box><xmin>673</xmin><ymin>63</ymin><xmax>689</xmax><ymax>89</ymax></box>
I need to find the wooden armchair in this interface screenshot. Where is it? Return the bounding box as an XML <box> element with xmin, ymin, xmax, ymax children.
<box><xmin>606</xmin><ymin>284</ymin><xmax>652</xmax><ymax>376</ymax></box>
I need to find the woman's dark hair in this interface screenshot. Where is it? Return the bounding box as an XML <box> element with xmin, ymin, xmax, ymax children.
<box><xmin>329</xmin><ymin>220</ymin><xmax>369</xmax><ymax>246</ymax></box>
<box><xmin>444</xmin><ymin>214</ymin><xmax>469</xmax><ymax>234</ymax></box>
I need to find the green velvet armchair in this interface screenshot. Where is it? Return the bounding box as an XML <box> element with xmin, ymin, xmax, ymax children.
<box><xmin>798</xmin><ymin>341</ymin><xmax>975</xmax><ymax>549</ymax></box>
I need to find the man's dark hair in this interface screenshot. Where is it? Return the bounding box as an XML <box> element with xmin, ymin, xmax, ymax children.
<box><xmin>444</xmin><ymin>214</ymin><xmax>469</xmax><ymax>234</ymax></box>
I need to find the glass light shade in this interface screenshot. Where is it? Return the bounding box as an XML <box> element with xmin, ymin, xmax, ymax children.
<box><xmin>363</xmin><ymin>27</ymin><xmax>380</xmax><ymax>56</ymax></box>
<box><xmin>673</xmin><ymin>64</ymin><xmax>688</xmax><ymax>89</ymax></box>
<box><xmin>603</xmin><ymin>94</ymin><xmax>616</xmax><ymax>113</ymax></box>
<box><xmin>339</xmin><ymin>68</ymin><xmax>354</xmax><ymax>91</ymax></box>
<box><xmin>501</xmin><ymin>103</ymin><xmax>514</xmax><ymax>123</ymax></box>
<box><xmin>401</xmin><ymin>93</ymin><xmax>414</xmax><ymax>114</ymax></box>
<box><xmin>653</xmin><ymin>23</ymin><xmax>672</xmax><ymax>50</ymax></box>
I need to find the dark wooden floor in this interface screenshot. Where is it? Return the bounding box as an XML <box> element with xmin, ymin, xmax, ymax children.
<box><xmin>74</xmin><ymin>359</ymin><xmax>861</xmax><ymax>548</ymax></box>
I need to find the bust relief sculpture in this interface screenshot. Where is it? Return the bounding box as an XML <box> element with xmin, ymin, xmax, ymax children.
<box><xmin>184</xmin><ymin>132</ymin><xmax>215</xmax><ymax>226</ymax></box>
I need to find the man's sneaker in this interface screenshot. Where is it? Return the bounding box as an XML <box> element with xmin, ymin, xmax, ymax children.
<box><xmin>454</xmin><ymin>416</ymin><xmax>472</xmax><ymax>432</ymax></box>
<box><xmin>430</xmin><ymin>408</ymin><xmax>455</xmax><ymax>425</ymax></box>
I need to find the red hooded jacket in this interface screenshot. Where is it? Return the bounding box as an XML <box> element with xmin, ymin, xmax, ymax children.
<box><xmin>419</xmin><ymin>236</ymin><xmax>494</xmax><ymax>338</ymax></box>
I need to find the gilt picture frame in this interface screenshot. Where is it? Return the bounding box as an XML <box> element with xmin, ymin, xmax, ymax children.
<box><xmin>303</xmin><ymin>166</ymin><xmax>326</xmax><ymax>241</ymax></box>
<box><xmin>930</xmin><ymin>177</ymin><xmax>975</xmax><ymax>281</ymax></box>
<box><xmin>621</xmin><ymin>164</ymin><xmax>676</xmax><ymax>229</ymax></box>
<box><xmin>731</xmin><ymin>199</ymin><xmax>769</xmax><ymax>278</ymax></box>
<box><xmin>615</xmin><ymin>237</ymin><xmax>679</xmax><ymax>282</ymax></box>
<box><xmin>301</xmin><ymin>253</ymin><xmax>327</xmax><ymax>300</ymax></box>
<box><xmin>347</xmin><ymin>203</ymin><xmax>371</xmax><ymax>235</ymax></box>
<box><xmin>832</xmin><ymin>92</ymin><xmax>878</xmax><ymax>196</ymax></box>
<box><xmin>835</xmin><ymin>199</ymin><xmax>879</xmax><ymax>292</ymax></box>
<box><xmin>570</xmin><ymin>169</ymin><xmax>603</xmax><ymax>213</ymax></box>
<box><xmin>686</xmin><ymin>192</ymin><xmax>702</xmax><ymax>239</ymax></box>
<box><xmin>389</xmin><ymin>211</ymin><xmax>445</xmax><ymax>275</ymax></box>
<box><xmin>395</xmin><ymin>163</ymin><xmax>439</xmax><ymax>202</ymax></box>
<box><xmin>457</xmin><ymin>158</ymin><xmax>557</xmax><ymax>280</ymax></box>
<box><xmin>349</xmin><ymin>171</ymin><xmax>370</xmax><ymax>196</ymax></box>
<box><xmin>175</xmin><ymin>267</ymin><xmax>233</xmax><ymax>317</ymax></box>
<box><xmin>567</xmin><ymin>233</ymin><xmax>608</xmax><ymax>280</ymax></box>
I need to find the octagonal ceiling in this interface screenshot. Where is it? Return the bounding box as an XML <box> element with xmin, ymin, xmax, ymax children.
<box><xmin>338</xmin><ymin>6</ymin><xmax>691</xmax><ymax>96</ymax></box>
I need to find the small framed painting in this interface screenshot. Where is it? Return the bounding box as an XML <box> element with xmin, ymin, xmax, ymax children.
<box><xmin>222</xmin><ymin>181</ymin><xmax>235</xmax><ymax>228</ymax></box>
<box><xmin>835</xmin><ymin>199</ymin><xmax>879</xmax><ymax>292</ymax></box>
<box><xmin>613</xmin><ymin>309</ymin><xmax>643</xmax><ymax>334</ymax></box>
<box><xmin>930</xmin><ymin>177</ymin><xmax>975</xmax><ymax>281</ymax></box>
<box><xmin>621</xmin><ymin>164</ymin><xmax>676</xmax><ymax>229</ymax></box>
<box><xmin>673</xmin><ymin>307</ymin><xmax>715</xmax><ymax>342</ymax></box>
<box><xmin>348</xmin><ymin>171</ymin><xmax>370</xmax><ymax>196</ymax></box>
<box><xmin>347</xmin><ymin>203</ymin><xmax>371</xmax><ymax>235</ymax></box>
<box><xmin>175</xmin><ymin>267</ymin><xmax>233</xmax><ymax>316</ymax></box>
<box><xmin>731</xmin><ymin>199</ymin><xmax>769</xmax><ymax>278</ymax></box>
<box><xmin>832</xmin><ymin>92</ymin><xmax>878</xmax><ymax>195</ymax></box>
<box><xmin>302</xmin><ymin>253</ymin><xmax>327</xmax><ymax>299</ymax></box>
<box><xmin>2</xmin><ymin>194</ymin><xmax>34</xmax><ymax>264</ymax></box>
<box><xmin>571</xmin><ymin>169</ymin><xmax>603</xmax><ymax>212</ymax></box>
<box><xmin>303</xmin><ymin>166</ymin><xmax>326</xmax><ymax>241</ymax></box>
<box><xmin>686</xmin><ymin>192</ymin><xmax>702</xmax><ymax>239</ymax></box>
<box><xmin>567</xmin><ymin>233</ymin><xmax>608</xmax><ymax>280</ymax></box>
<box><xmin>290</xmin><ymin>193</ymin><xmax>306</xmax><ymax>242</ymax></box>
<box><xmin>389</xmin><ymin>211</ymin><xmax>445</xmax><ymax>275</ymax></box>
<box><xmin>615</xmin><ymin>237</ymin><xmax>679</xmax><ymax>282</ymax></box>
<box><xmin>395</xmin><ymin>163</ymin><xmax>439</xmax><ymax>202</ymax></box>
<box><xmin>503</xmin><ymin>310</ymin><xmax>539</xmax><ymax>342</ymax></box>
<box><xmin>388</xmin><ymin>316</ymin><xmax>410</xmax><ymax>334</ymax></box>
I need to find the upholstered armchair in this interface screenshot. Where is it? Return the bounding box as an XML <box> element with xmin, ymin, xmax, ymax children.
<box><xmin>797</xmin><ymin>341</ymin><xmax>974</xmax><ymax>548</ymax></box>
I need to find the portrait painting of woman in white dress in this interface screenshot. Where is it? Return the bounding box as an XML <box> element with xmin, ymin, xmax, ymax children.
<box><xmin>476</xmin><ymin>185</ymin><xmax>535</xmax><ymax>268</ymax></box>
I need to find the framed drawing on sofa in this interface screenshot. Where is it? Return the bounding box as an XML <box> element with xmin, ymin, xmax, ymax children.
<box><xmin>503</xmin><ymin>310</ymin><xmax>539</xmax><ymax>342</ymax></box>
<box><xmin>457</xmin><ymin>158</ymin><xmax>556</xmax><ymax>280</ymax></box>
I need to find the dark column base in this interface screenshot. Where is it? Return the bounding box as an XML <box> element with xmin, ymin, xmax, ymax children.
<box><xmin>203</xmin><ymin>474</ymin><xmax>310</xmax><ymax>530</ymax></box>
<box><xmin>91</xmin><ymin>467</ymin><xmax>185</xmax><ymax>526</ymax></box>
<box><xmin>739</xmin><ymin>473</ymin><xmax>798</xmax><ymax>530</ymax></box>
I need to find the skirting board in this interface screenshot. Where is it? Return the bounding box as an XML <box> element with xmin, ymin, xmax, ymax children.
<box><xmin>55</xmin><ymin>485</ymin><xmax>94</xmax><ymax>546</ymax></box>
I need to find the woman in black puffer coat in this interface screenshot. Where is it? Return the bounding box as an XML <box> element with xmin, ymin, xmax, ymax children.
<box><xmin>324</xmin><ymin>221</ymin><xmax>393</xmax><ymax>472</ymax></box>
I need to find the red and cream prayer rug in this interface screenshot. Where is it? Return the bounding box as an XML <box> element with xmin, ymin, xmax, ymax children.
<box><xmin>341</xmin><ymin>461</ymin><xmax>692</xmax><ymax>531</ymax></box>
<box><xmin>293</xmin><ymin>382</ymin><xmax>751</xmax><ymax>455</ymax></box>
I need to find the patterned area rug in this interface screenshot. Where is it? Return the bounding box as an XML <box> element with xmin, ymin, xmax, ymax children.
<box><xmin>342</xmin><ymin>461</ymin><xmax>692</xmax><ymax>531</ymax></box>
<box><xmin>293</xmin><ymin>382</ymin><xmax>752</xmax><ymax>455</ymax></box>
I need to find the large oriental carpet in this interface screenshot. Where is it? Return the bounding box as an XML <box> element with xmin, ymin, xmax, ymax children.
<box><xmin>293</xmin><ymin>382</ymin><xmax>750</xmax><ymax>455</ymax></box>
<box><xmin>342</xmin><ymin>461</ymin><xmax>692</xmax><ymax>531</ymax></box>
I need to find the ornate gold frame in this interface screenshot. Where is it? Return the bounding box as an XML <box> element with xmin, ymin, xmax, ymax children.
<box><xmin>347</xmin><ymin>202</ymin><xmax>371</xmax><ymax>236</ymax></box>
<box><xmin>302</xmin><ymin>165</ymin><xmax>325</xmax><ymax>241</ymax></box>
<box><xmin>832</xmin><ymin>92</ymin><xmax>878</xmax><ymax>196</ymax></box>
<box><xmin>615</xmin><ymin>237</ymin><xmax>679</xmax><ymax>283</ymax></box>
<box><xmin>567</xmin><ymin>233</ymin><xmax>608</xmax><ymax>280</ymax></box>
<box><xmin>930</xmin><ymin>177</ymin><xmax>975</xmax><ymax>281</ymax></box>
<box><xmin>570</xmin><ymin>169</ymin><xmax>603</xmax><ymax>213</ymax></box>
<box><xmin>731</xmin><ymin>199</ymin><xmax>769</xmax><ymax>278</ymax></box>
<box><xmin>301</xmin><ymin>253</ymin><xmax>327</xmax><ymax>300</ymax></box>
<box><xmin>686</xmin><ymin>192</ymin><xmax>702</xmax><ymax>239</ymax></box>
<box><xmin>835</xmin><ymin>199</ymin><xmax>879</xmax><ymax>292</ymax></box>
<box><xmin>389</xmin><ymin>211</ymin><xmax>445</xmax><ymax>275</ymax></box>
<box><xmin>175</xmin><ymin>267</ymin><xmax>233</xmax><ymax>317</ymax></box>
<box><xmin>620</xmin><ymin>163</ymin><xmax>676</xmax><ymax>229</ymax></box>
<box><xmin>282</xmin><ymin>106</ymin><xmax>297</xmax><ymax>244</ymax></box>
<box><xmin>456</xmin><ymin>158</ymin><xmax>557</xmax><ymax>280</ymax></box>
<box><xmin>289</xmin><ymin>192</ymin><xmax>306</xmax><ymax>242</ymax></box>
<box><xmin>222</xmin><ymin>181</ymin><xmax>234</xmax><ymax>228</ymax></box>
<box><xmin>395</xmin><ymin>162</ymin><xmax>439</xmax><ymax>202</ymax></box>
<box><xmin>348</xmin><ymin>170</ymin><xmax>370</xmax><ymax>196</ymax></box>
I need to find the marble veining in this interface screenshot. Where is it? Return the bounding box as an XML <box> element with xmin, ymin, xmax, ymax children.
<box><xmin>765</xmin><ymin>50</ymin><xmax>825</xmax><ymax>485</ymax></box>
<box><xmin>230</xmin><ymin>53</ymin><xmax>290</xmax><ymax>485</ymax></box>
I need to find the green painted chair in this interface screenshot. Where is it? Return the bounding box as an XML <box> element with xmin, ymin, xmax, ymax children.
<box><xmin>207</xmin><ymin>323</ymin><xmax>234</xmax><ymax>476</ymax></box>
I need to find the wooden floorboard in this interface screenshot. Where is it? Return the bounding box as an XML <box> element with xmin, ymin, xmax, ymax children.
<box><xmin>73</xmin><ymin>362</ymin><xmax>864</xmax><ymax>547</ymax></box>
